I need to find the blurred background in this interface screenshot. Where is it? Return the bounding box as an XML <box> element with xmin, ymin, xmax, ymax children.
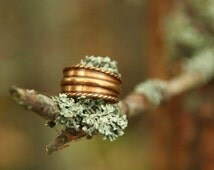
<box><xmin>0</xmin><ymin>0</ymin><xmax>214</xmax><ymax>170</ymax></box>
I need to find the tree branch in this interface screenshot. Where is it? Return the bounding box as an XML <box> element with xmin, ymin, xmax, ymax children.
<box><xmin>9</xmin><ymin>72</ymin><xmax>204</xmax><ymax>120</ymax></box>
<box><xmin>119</xmin><ymin>72</ymin><xmax>203</xmax><ymax>117</ymax></box>
<box><xmin>9</xmin><ymin>53</ymin><xmax>214</xmax><ymax>154</ymax></box>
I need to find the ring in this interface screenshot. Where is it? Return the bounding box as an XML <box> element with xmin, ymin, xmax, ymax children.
<box><xmin>61</xmin><ymin>64</ymin><xmax>122</xmax><ymax>103</ymax></box>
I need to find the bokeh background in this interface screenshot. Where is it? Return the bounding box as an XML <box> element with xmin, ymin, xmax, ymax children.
<box><xmin>0</xmin><ymin>0</ymin><xmax>214</xmax><ymax>170</ymax></box>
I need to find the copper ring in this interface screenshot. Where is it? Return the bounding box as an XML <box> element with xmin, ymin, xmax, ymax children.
<box><xmin>61</xmin><ymin>64</ymin><xmax>122</xmax><ymax>103</ymax></box>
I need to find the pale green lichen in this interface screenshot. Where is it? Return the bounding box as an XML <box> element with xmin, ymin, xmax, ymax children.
<box><xmin>183</xmin><ymin>49</ymin><xmax>214</xmax><ymax>82</ymax></box>
<box><xmin>166</xmin><ymin>8</ymin><xmax>208</xmax><ymax>51</ymax></box>
<box><xmin>53</xmin><ymin>56</ymin><xmax>127</xmax><ymax>141</ymax></box>
<box><xmin>135</xmin><ymin>80</ymin><xmax>168</xmax><ymax>107</ymax></box>
<box><xmin>53</xmin><ymin>94</ymin><xmax>128</xmax><ymax>141</ymax></box>
<box><xmin>80</xmin><ymin>56</ymin><xmax>121</xmax><ymax>76</ymax></box>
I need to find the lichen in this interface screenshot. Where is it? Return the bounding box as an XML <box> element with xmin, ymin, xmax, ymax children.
<box><xmin>135</xmin><ymin>80</ymin><xmax>168</xmax><ymax>107</ymax></box>
<box><xmin>166</xmin><ymin>8</ymin><xmax>207</xmax><ymax>52</ymax></box>
<box><xmin>52</xmin><ymin>56</ymin><xmax>127</xmax><ymax>141</ymax></box>
<box><xmin>80</xmin><ymin>56</ymin><xmax>121</xmax><ymax>76</ymax></box>
<box><xmin>183</xmin><ymin>49</ymin><xmax>214</xmax><ymax>82</ymax></box>
<box><xmin>53</xmin><ymin>94</ymin><xmax>128</xmax><ymax>141</ymax></box>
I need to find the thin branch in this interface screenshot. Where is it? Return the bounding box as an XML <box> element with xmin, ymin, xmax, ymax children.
<box><xmin>9</xmin><ymin>53</ymin><xmax>214</xmax><ymax>154</ymax></box>
<box><xmin>45</xmin><ymin>129</ymin><xmax>86</xmax><ymax>155</ymax></box>
<box><xmin>119</xmin><ymin>72</ymin><xmax>203</xmax><ymax>117</ymax></box>
<box><xmin>9</xmin><ymin>72</ymin><xmax>202</xmax><ymax>120</ymax></box>
<box><xmin>9</xmin><ymin>71</ymin><xmax>208</xmax><ymax>154</ymax></box>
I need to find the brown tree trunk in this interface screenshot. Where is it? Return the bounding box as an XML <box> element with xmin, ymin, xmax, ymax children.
<box><xmin>145</xmin><ymin>0</ymin><xmax>195</xmax><ymax>169</ymax></box>
<box><xmin>145</xmin><ymin>0</ymin><xmax>173</xmax><ymax>169</ymax></box>
<box><xmin>198</xmin><ymin>82</ymin><xmax>214</xmax><ymax>170</ymax></box>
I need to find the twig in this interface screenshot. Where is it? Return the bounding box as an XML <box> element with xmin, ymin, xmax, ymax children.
<box><xmin>45</xmin><ymin>129</ymin><xmax>86</xmax><ymax>155</ymax></box>
<box><xmin>119</xmin><ymin>72</ymin><xmax>203</xmax><ymax>117</ymax></box>
<box><xmin>9</xmin><ymin>54</ymin><xmax>214</xmax><ymax>154</ymax></box>
<box><xmin>8</xmin><ymin>71</ymin><xmax>206</xmax><ymax>154</ymax></box>
<box><xmin>9</xmin><ymin>72</ymin><xmax>203</xmax><ymax>120</ymax></box>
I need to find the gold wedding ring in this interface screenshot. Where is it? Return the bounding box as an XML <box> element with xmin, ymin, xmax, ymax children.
<box><xmin>61</xmin><ymin>64</ymin><xmax>122</xmax><ymax>103</ymax></box>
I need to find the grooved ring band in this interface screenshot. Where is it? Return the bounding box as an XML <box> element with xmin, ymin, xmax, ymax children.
<box><xmin>61</xmin><ymin>65</ymin><xmax>122</xmax><ymax>103</ymax></box>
